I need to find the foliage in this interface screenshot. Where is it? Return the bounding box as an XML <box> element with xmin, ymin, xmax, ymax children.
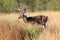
<box><xmin>0</xmin><ymin>0</ymin><xmax>60</xmax><ymax>13</ymax></box>
<box><xmin>24</xmin><ymin>24</ymin><xmax>43</xmax><ymax>40</ymax></box>
<box><xmin>24</xmin><ymin>24</ymin><xmax>35</xmax><ymax>40</ymax></box>
<box><xmin>47</xmin><ymin>0</ymin><xmax>60</xmax><ymax>11</ymax></box>
<box><xmin>0</xmin><ymin>0</ymin><xmax>17</xmax><ymax>13</ymax></box>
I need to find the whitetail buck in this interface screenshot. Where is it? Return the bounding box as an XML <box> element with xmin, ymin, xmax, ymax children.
<box><xmin>18</xmin><ymin>13</ymin><xmax>48</xmax><ymax>28</ymax></box>
<box><xmin>18</xmin><ymin>3</ymin><xmax>48</xmax><ymax>28</ymax></box>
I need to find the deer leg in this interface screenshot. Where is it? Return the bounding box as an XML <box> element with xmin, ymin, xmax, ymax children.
<box><xmin>43</xmin><ymin>24</ymin><xmax>46</xmax><ymax>28</ymax></box>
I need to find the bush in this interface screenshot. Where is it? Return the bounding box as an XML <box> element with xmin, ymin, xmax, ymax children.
<box><xmin>24</xmin><ymin>24</ymin><xmax>44</xmax><ymax>40</ymax></box>
<box><xmin>47</xmin><ymin>0</ymin><xmax>60</xmax><ymax>11</ymax></box>
<box><xmin>24</xmin><ymin>24</ymin><xmax>35</xmax><ymax>40</ymax></box>
<box><xmin>0</xmin><ymin>0</ymin><xmax>17</xmax><ymax>13</ymax></box>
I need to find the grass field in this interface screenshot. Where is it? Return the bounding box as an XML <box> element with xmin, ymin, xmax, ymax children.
<box><xmin>0</xmin><ymin>11</ymin><xmax>60</xmax><ymax>40</ymax></box>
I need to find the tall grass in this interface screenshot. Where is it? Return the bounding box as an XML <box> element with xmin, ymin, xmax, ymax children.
<box><xmin>0</xmin><ymin>11</ymin><xmax>60</xmax><ymax>40</ymax></box>
<box><xmin>0</xmin><ymin>13</ymin><xmax>41</xmax><ymax>40</ymax></box>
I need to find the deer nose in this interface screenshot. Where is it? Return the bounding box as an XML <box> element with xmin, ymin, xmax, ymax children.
<box><xmin>18</xmin><ymin>17</ymin><xmax>21</xmax><ymax>19</ymax></box>
<box><xmin>18</xmin><ymin>16</ymin><xmax>22</xmax><ymax>19</ymax></box>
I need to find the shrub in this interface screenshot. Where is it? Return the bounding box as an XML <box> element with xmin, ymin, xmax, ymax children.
<box><xmin>0</xmin><ymin>0</ymin><xmax>17</xmax><ymax>13</ymax></box>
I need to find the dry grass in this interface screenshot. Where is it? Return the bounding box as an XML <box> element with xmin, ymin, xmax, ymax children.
<box><xmin>0</xmin><ymin>11</ymin><xmax>60</xmax><ymax>40</ymax></box>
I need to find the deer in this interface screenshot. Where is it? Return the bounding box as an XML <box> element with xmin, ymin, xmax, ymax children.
<box><xmin>18</xmin><ymin>3</ymin><xmax>48</xmax><ymax>28</ymax></box>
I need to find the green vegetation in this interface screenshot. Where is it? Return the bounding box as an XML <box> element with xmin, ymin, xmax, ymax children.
<box><xmin>47</xmin><ymin>0</ymin><xmax>60</xmax><ymax>11</ymax></box>
<box><xmin>0</xmin><ymin>0</ymin><xmax>17</xmax><ymax>12</ymax></box>
<box><xmin>24</xmin><ymin>24</ymin><xmax>44</xmax><ymax>40</ymax></box>
<box><xmin>0</xmin><ymin>0</ymin><xmax>60</xmax><ymax>12</ymax></box>
<box><xmin>24</xmin><ymin>24</ymin><xmax>35</xmax><ymax>40</ymax></box>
